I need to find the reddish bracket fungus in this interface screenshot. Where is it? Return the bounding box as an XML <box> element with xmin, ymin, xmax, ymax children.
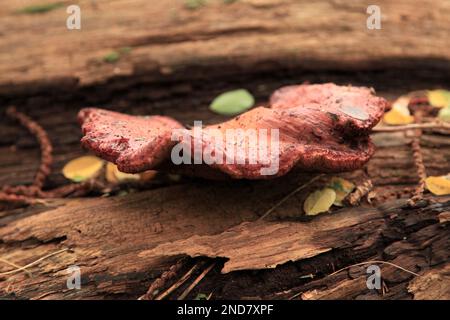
<box><xmin>78</xmin><ymin>83</ymin><xmax>387</xmax><ymax>179</ymax></box>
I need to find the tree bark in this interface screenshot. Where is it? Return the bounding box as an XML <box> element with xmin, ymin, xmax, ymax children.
<box><xmin>0</xmin><ymin>0</ymin><xmax>449</xmax><ymax>300</ymax></box>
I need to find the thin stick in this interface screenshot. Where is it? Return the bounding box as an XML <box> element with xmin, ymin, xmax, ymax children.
<box><xmin>372</xmin><ymin>122</ymin><xmax>450</xmax><ymax>132</ymax></box>
<box><xmin>178</xmin><ymin>262</ymin><xmax>216</xmax><ymax>300</ymax></box>
<box><xmin>407</xmin><ymin>112</ymin><xmax>427</xmax><ymax>206</ymax></box>
<box><xmin>139</xmin><ymin>258</ymin><xmax>186</xmax><ymax>300</ymax></box>
<box><xmin>0</xmin><ymin>248</ymin><xmax>68</xmax><ymax>276</ymax></box>
<box><xmin>154</xmin><ymin>262</ymin><xmax>201</xmax><ymax>300</ymax></box>
<box><xmin>345</xmin><ymin>179</ymin><xmax>373</xmax><ymax>206</ymax></box>
<box><xmin>327</xmin><ymin>260</ymin><xmax>420</xmax><ymax>278</ymax></box>
<box><xmin>289</xmin><ymin>260</ymin><xmax>420</xmax><ymax>300</ymax></box>
<box><xmin>0</xmin><ymin>258</ymin><xmax>32</xmax><ymax>277</ymax></box>
<box><xmin>259</xmin><ymin>174</ymin><xmax>325</xmax><ymax>221</ymax></box>
<box><xmin>6</xmin><ymin>106</ymin><xmax>53</xmax><ymax>190</ymax></box>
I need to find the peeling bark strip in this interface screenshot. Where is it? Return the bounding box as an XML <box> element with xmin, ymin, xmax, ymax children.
<box><xmin>78</xmin><ymin>84</ymin><xmax>387</xmax><ymax>179</ymax></box>
<box><xmin>139</xmin><ymin>197</ymin><xmax>448</xmax><ymax>274</ymax></box>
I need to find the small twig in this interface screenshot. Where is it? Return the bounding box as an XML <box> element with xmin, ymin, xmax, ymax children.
<box><xmin>6</xmin><ymin>106</ymin><xmax>53</xmax><ymax>190</ymax></box>
<box><xmin>289</xmin><ymin>291</ymin><xmax>303</xmax><ymax>300</ymax></box>
<box><xmin>345</xmin><ymin>179</ymin><xmax>373</xmax><ymax>206</ymax></box>
<box><xmin>139</xmin><ymin>258</ymin><xmax>186</xmax><ymax>300</ymax></box>
<box><xmin>372</xmin><ymin>122</ymin><xmax>450</xmax><ymax>132</ymax></box>
<box><xmin>381</xmin><ymin>280</ymin><xmax>389</xmax><ymax>296</ymax></box>
<box><xmin>1</xmin><ymin>108</ymin><xmax>99</xmax><ymax>206</ymax></box>
<box><xmin>408</xmin><ymin>111</ymin><xmax>427</xmax><ymax>207</ymax></box>
<box><xmin>0</xmin><ymin>192</ymin><xmax>39</xmax><ymax>205</ymax></box>
<box><xmin>31</xmin><ymin>290</ymin><xmax>60</xmax><ymax>300</ymax></box>
<box><xmin>290</xmin><ymin>260</ymin><xmax>421</xmax><ymax>299</ymax></box>
<box><xmin>259</xmin><ymin>174</ymin><xmax>325</xmax><ymax>221</ymax></box>
<box><xmin>408</xmin><ymin>137</ymin><xmax>426</xmax><ymax>206</ymax></box>
<box><xmin>178</xmin><ymin>262</ymin><xmax>216</xmax><ymax>300</ymax></box>
<box><xmin>154</xmin><ymin>262</ymin><xmax>201</xmax><ymax>300</ymax></box>
<box><xmin>0</xmin><ymin>248</ymin><xmax>69</xmax><ymax>277</ymax></box>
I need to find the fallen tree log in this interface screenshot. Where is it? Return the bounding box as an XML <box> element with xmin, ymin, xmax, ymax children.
<box><xmin>1</xmin><ymin>0</ymin><xmax>450</xmax><ymax>95</ymax></box>
<box><xmin>0</xmin><ymin>129</ymin><xmax>449</xmax><ymax>299</ymax></box>
<box><xmin>0</xmin><ymin>0</ymin><xmax>449</xmax><ymax>301</ymax></box>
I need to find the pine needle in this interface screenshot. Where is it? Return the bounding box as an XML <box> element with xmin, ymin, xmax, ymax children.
<box><xmin>0</xmin><ymin>248</ymin><xmax>69</xmax><ymax>277</ymax></box>
<box><xmin>289</xmin><ymin>260</ymin><xmax>420</xmax><ymax>300</ymax></box>
<box><xmin>372</xmin><ymin>122</ymin><xmax>450</xmax><ymax>132</ymax></box>
<box><xmin>328</xmin><ymin>260</ymin><xmax>420</xmax><ymax>278</ymax></box>
<box><xmin>0</xmin><ymin>258</ymin><xmax>32</xmax><ymax>277</ymax></box>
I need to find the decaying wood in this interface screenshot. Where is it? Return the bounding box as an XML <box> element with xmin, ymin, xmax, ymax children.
<box><xmin>0</xmin><ymin>0</ymin><xmax>449</xmax><ymax>300</ymax></box>
<box><xmin>407</xmin><ymin>263</ymin><xmax>450</xmax><ymax>300</ymax></box>
<box><xmin>140</xmin><ymin>203</ymin><xmax>386</xmax><ymax>273</ymax></box>
<box><xmin>1</xmin><ymin>0</ymin><xmax>450</xmax><ymax>95</ymax></box>
<box><xmin>0</xmin><ymin>128</ymin><xmax>448</xmax><ymax>299</ymax></box>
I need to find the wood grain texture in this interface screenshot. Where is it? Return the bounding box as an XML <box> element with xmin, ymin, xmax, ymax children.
<box><xmin>0</xmin><ymin>131</ymin><xmax>449</xmax><ymax>298</ymax></box>
<box><xmin>1</xmin><ymin>0</ymin><xmax>450</xmax><ymax>94</ymax></box>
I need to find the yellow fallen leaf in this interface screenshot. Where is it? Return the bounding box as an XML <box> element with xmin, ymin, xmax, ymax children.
<box><xmin>105</xmin><ymin>162</ymin><xmax>140</xmax><ymax>183</ymax></box>
<box><xmin>62</xmin><ymin>156</ymin><xmax>104</xmax><ymax>182</ymax></box>
<box><xmin>392</xmin><ymin>96</ymin><xmax>411</xmax><ymax>114</ymax></box>
<box><xmin>303</xmin><ymin>188</ymin><xmax>336</xmax><ymax>216</ymax></box>
<box><xmin>438</xmin><ymin>107</ymin><xmax>450</xmax><ymax>122</ymax></box>
<box><xmin>425</xmin><ymin>175</ymin><xmax>450</xmax><ymax>196</ymax></box>
<box><xmin>427</xmin><ymin>90</ymin><xmax>450</xmax><ymax>108</ymax></box>
<box><xmin>327</xmin><ymin>177</ymin><xmax>355</xmax><ymax>206</ymax></box>
<box><xmin>383</xmin><ymin>96</ymin><xmax>414</xmax><ymax>125</ymax></box>
<box><xmin>383</xmin><ymin>109</ymin><xmax>414</xmax><ymax>125</ymax></box>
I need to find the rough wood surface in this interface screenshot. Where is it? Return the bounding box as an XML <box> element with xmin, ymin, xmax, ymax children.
<box><xmin>0</xmin><ymin>129</ymin><xmax>449</xmax><ymax>299</ymax></box>
<box><xmin>1</xmin><ymin>0</ymin><xmax>450</xmax><ymax>95</ymax></box>
<box><xmin>0</xmin><ymin>0</ymin><xmax>449</xmax><ymax>301</ymax></box>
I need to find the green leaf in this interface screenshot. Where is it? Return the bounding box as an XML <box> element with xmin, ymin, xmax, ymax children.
<box><xmin>209</xmin><ymin>89</ymin><xmax>255</xmax><ymax>116</ymax></box>
<box><xmin>103</xmin><ymin>51</ymin><xmax>120</xmax><ymax>63</ymax></box>
<box><xmin>327</xmin><ymin>177</ymin><xmax>355</xmax><ymax>206</ymax></box>
<box><xmin>438</xmin><ymin>107</ymin><xmax>450</xmax><ymax>122</ymax></box>
<box><xmin>72</xmin><ymin>175</ymin><xmax>87</xmax><ymax>183</ymax></box>
<box><xmin>428</xmin><ymin>90</ymin><xmax>450</xmax><ymax>108</ymax></box>
<box><xmin>185</xmin><ymin>0</ymin><xmax>206</xmax><ymax>10</ymax></box>
<box><xmin>118</xmin><ymin>47</ymin><xmax>132</xmax><ymax>55</ymax></box>
<box><xmin>195</xmin><ymin>293</ymin><xmax>208</xmax><ymax>300</ymax></box>
<box><xmin>16</xmin><ymin>2</ymin><xmax>64</xmax><ymax>14</ymax></box>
